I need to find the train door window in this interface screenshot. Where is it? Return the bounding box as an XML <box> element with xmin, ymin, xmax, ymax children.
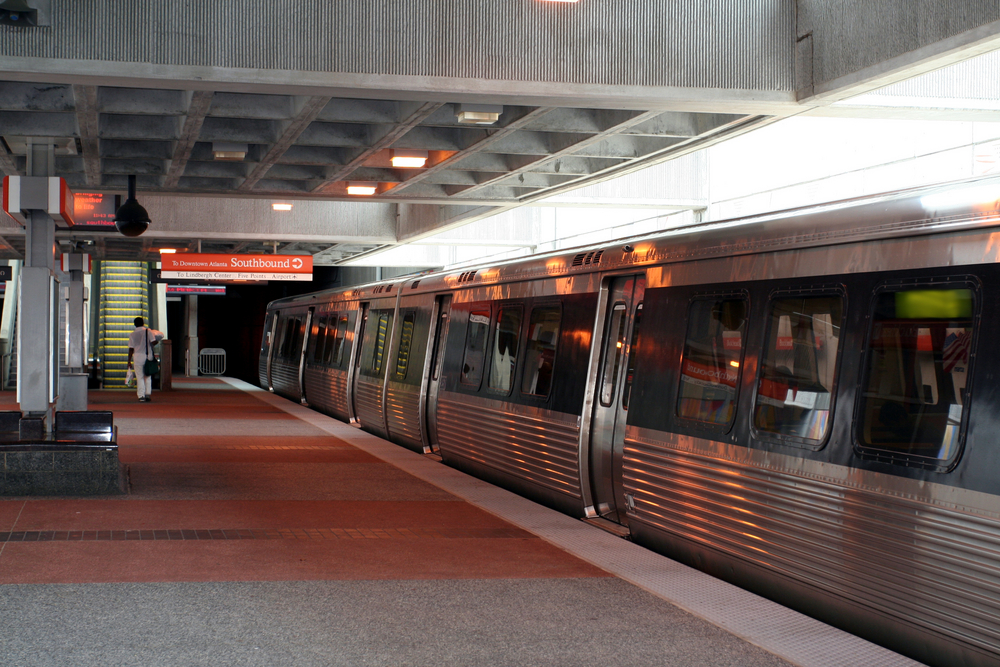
<box><xmin>676</xmin><ymin>296</ymin><xmax>748</xmax><ymax>427</ymax></box>
<box><xmin>753</xmin><ymin>295</ymin><xmax>844</xmax><ymax>445</ymax></box>
<box><xmin>262</xmin><ymin>314</ymin><xmax>275</xmax><ymax>353</ymax></box>
<box><xmin>395</xmin><ymin>312</ymin><xmax>416</xmax><ymax>379</ymax></box>
<box><xmin>521</xmin><ymin>306</ymin><xmax>561</xmax><ymax>397</ymax></box>
<box><xmin>460</xmin><ymin>309</ymin><xmax>491</xmax><ymax>388</ymax></box>
<box><xmin>333</xmin><ymin>315</ymin><xmax>349</xmax><ymax>366</ymax></box>
<box><xmin>279</xmin><ymin>317</ymin><xmax>296</xmax><ymax>360</ymax></box>
<box><xmin>488</xmin><ymin>306</ymin><xmax>523</xmax><ymax>394</ymax></box>
<box><xmin>372</xmin><ymin>311</ymin><xmax>391</xmax><ymax>375</ymax></box>
<box><xmin>430</xmin><ymin>310</ymin><xmax>449</xmax><ymax>382</ymax></box>
<box><xmin>621</xmin><ymin>303</ymin><xmax>643</xmax><ymax>410</ymax></box>
<box><xmin>858</xmin><ymin>285</ymin><xmax>977</xmax><ymax>469</ymax></box>
<box><xmin>599</xmin><ymin>303</ymin><xmax>628</xmax><ymax>407</ymax></box>
<box><xmin>290</xmin><ymin>317</ymin><xmax>306</xmax><ymax>360</ymax></box>
<box><xmin>311</xmin><ymin>316</ymin><xmax>328</xmax><ymax>363</ymax></box>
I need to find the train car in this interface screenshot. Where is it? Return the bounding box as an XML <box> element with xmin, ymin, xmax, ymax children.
<box><xmin>260</xmin><ymin>176</ymin><xmax>1000</xmax><ymax>667</ymax></box>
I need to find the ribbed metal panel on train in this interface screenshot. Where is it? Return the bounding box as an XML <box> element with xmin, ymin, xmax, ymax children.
<box><xmin>622</xmin><ymin>433</ymin><xmax>1000</xmax><ymax>659</ymax></box>
<box><xmin>385</xmin><ymin>384</ymin><xmax>422</xmax><ymax>450</ymax></box>
<box><xmin>98</xmin><ymin>261</ymin><xmax>148</xmax><ymax>388</ymax></box>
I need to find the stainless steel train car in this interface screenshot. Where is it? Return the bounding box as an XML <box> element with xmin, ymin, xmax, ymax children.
<box><xmin>260</xmin><ymin>177</ymin><xmax>1000</xmax><ymax>667</ymax></box>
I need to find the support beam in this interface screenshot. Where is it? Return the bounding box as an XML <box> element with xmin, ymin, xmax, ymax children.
<box><xmin>239</xmin><ymin>95</ymin><xmax>332</xmax><ymax>191</ymax></box>
<box><xmin>163</xmin><ymin>90</ymin><xmax>214</xmax><ymax>189</ymax></box>
<box><xmin>313</xmin><ymin>101</ymin><xmax>444</xmax><ymax>193</ymax></box>
<box><xmin>72</xmin><ymin>85</ymin><xmax>101</xmax><ymax>187</ymax></box>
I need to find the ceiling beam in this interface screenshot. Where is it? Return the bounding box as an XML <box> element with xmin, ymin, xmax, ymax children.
<box><xmin>0</xmin><ymin>142</ymin><xmax>19</xmax><ymax>176</ymax></box>
<box><xmin>238</xmin><ymin>95</ymin><xmax>332</xmax><ymax>191</ymax></box>
<box><xmin>72</xmin><ymin>85</ymin><xmax>101</xmax><ymax>187</ymax></box>
<box><xmin>387</xmin><ymin>107</ymin><xmax>557</xmax><ymax>195</ymax></box>
<box><xmin>163</xmin><ymin>90</ymin><xmax>214</xmax><ymax>189</ymax></box>
<box><xmin>313</xmin><ymin>101</ymin><xmax>444</xmax><ymax>193</ymax></box>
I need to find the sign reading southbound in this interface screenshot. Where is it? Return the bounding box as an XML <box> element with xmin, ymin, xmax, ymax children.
<box><xmin>160</xmin><ymin>253</ymin><xmax>313</xmax><ymax>282</ymax></box>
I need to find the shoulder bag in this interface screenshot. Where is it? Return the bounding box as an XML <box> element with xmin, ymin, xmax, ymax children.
<box><xmin>143</xmin><ymin>327</ymin><xmax>160</xmax><ymax>376</ymax></box>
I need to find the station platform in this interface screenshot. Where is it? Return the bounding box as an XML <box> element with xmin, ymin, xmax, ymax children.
<box><xmin>0</xmin><ymin>378</ymin><xmax>923</xmax><ymax>666</ymax></box>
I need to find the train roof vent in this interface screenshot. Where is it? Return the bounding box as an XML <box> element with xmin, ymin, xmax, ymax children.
<box><xmin>572</xmin><ymin>250</ymin><xmax>603</xmax><ymax>267</ymax></box>
<box><xmin>458</xmin><ymin>270</ymin><xmax>478</xmax><ymax>283</ymax></box>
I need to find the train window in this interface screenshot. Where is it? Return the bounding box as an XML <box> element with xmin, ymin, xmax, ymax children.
<box><xmin>676</xmin><ymin>297</ymin><xmax>748</xmax><ymax>426</ymax></box>
<box><xmin>372</xmin><ymin>312</ymin><xmax>391</xmax><ymax>374</ymax></box>
<box><xmin>395</xmin><ymin>312</ymin><xmax>415</xmax><ymax>379</ymax></box>
<box><xmin>621</xmin><ymin>303</ymin><xmax>643</xmax><ymax>411</ymax></box>
<box><xmin>460</xmin><ymin>309</ymin><xmax>491</xmax><ymax>388</ymax></box>
<box><xmin>858</xmin><ymin>286</ymin><xmax>976</xmax><ymax>467</ymax></box>
<box><xmin>290</xmin><ymin>317</ymin><xmax>306</xmax><ymax>360</ymax></box>
<box><xmin>521</xmin><ymin>306</ymin><xmax>560</xmax><ymax>397</ymax></box>
<box><xmin>311</xmin><ymin>316</ymin><xmax>328</xmax><ymax>363</ymax></box>
<box><xmin>488</xmin><ymin>307</ymin><xmax>523</xmax><ymax>393</ymax></box>
<box><xmin>600</xmin><ymin>303</ymin><xmax>628</xmax><ymax>407</ymax></box>
<box><xmin>753</xmin><ymin>295</ymin><xmax>843</xmax><ymax>443</ymax></box>
<box><xmin>333</xmin><ymin>315</ymin><xmax>348</xmax><ymax>365</ymax></box>
<box><xmin>279</xmin><ymin>317</ymin><xmax>297</xmax><ymax>360</ymax></box>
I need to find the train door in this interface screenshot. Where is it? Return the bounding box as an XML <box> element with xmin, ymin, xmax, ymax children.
<box><xmin>297</xmin><ymin>308</ymin><xmax>314</xmax><ymax>404</ymax></box>
<box><xmin>348</xmin><ymin>303</ymin><xmax>369</xmax><ymax>424</ymax></box>
<box><xmin>587</xmin><ymin>275</ymin><xmax>645</xmax><ymax>525</ymax></box>
<box><xmin>423</xmin><ymin>295</ymin><xmax>452</xmax><ymax>451</ymax></box>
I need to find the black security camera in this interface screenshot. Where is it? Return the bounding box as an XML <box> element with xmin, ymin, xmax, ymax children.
<box><xmin>115</xmin><ymin>175</ymin><xmax>151</xmax><ymax>237</ymax></box>
<box><xmin>0</xmin><ymin>0</ymin><xmax>38</xmax><ymax>26</ymax></box>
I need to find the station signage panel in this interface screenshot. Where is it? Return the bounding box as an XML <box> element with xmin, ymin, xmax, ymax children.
<box><xmin>160</xmin><ymin>253</ymin><xmax>313</xmax><ymax>282</ymax></box>
<box><xmin>166</xmin><ymin>285</ymin><xmax>226</xmax><ymax>295</ymax></box>
<box><xmin>72</xmin><ymin>192</ymin><xmax>120</xmax><ymax>228</ymax></box>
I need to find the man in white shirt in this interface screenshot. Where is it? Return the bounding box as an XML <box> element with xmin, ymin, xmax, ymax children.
<box><xmin>127</xmin><ymin>317</ymin><xmax>163</xmax><ymax>402</ymax></box>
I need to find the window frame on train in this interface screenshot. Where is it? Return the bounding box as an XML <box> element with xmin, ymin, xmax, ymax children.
<box><xmin>520</xmin><ymin>304</ymin><xmax>562</xmax><ymax>400</ymax></box>
<box><xmin>460</xmin><ymin>306</ymin><xmax>492</xmax><ymax>389</ymax></box>
<box><xmin>394</xmin><ymin>310</ymin><xmax>417</xmax><ymax>380</ymax></box>
<box><xmin>674</xmin><ymin>292</ymin><xmax>750</xmax><ymax>433</ymax></box>
<box><xmin>487</xmin><ymin>305</ymin><xmax>524</xmax><ymax>396</ymax></box>
<box><xmin>358</xmin><ymin>309</ymin><xmax>394</xmax><ymax>379</ymax></box>
<box><xmin>853</xmin><ymin>277</ymin><xmax>981</xmax><ymax>472</ymax></box>
<box><xmin>749</xmin><ymin>287</ymin><xmax>847</xmax><ymax>451</ymax></box>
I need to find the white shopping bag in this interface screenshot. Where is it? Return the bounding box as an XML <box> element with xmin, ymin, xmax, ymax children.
<box><xmin>125</xmin><ymin>368</ymin><xmax>135</xmax><ymax>386</ymax></box>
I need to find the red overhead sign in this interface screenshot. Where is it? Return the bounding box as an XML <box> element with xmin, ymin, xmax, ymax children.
<box><xmin>160</xmin><ymin>253</ymin><xmax>313</xmax><ymax>282</ymax></box>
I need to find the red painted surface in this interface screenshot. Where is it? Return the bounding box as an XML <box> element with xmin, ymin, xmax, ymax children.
<box><xmin>0</xmin><ymin>381</ymin><xmax>609</xmax><ymax>585</ymax></box>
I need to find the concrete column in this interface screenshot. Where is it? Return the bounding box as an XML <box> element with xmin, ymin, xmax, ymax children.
<box><xmin>184</xmin><ymin>294</ymin><xmax>198</xmax><ymax>376</ymax></box>
<box><xmin>18</xmin><ymin>209</ymin><xmax>58</xmax><ymax>421</ymax></box>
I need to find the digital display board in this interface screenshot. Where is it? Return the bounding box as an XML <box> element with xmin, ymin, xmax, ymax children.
<box><xmin>166</xmin><ymin>285</ymin><xmax>227</xmax><ymax>296</ymax></box>
<box><xmin>73</xmin><ymin>192</ymin><xmax>119</xmax><ymax>228</ymax></box>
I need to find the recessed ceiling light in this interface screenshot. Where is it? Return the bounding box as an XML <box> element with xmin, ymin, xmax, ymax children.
<box><xmin>347</xmin><ymin>182</ymin><xmax>378</xmax><ymax>196</ymax></box>
<box><xmin>391</xmin><ymin>150</ymin><xmax>428</xmax><ymax>168</ymax></box>
<box><xmin>213</xmin><ymin>142</ymin><xmax>248</xmax><ymax>161</ymax></box>
<box><xmin>272</xmin><ymin>203</ymin><xmax>293</xmax><ymax>211</ymax></box>
<box><xmin>158</xmin><ymin>248</ymin><xmax>177</xmax><ymax>254</ymax></box>
<box><xmin>456</xmin><ymin>104</ymin><xmax>503</xmax><ymax>125</ymax></box>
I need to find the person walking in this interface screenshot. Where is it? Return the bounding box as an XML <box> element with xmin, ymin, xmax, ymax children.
<box><xmin>127</xmin><ymin>317</ymin><xmax>163</xmax><ymax>402</ymax></box>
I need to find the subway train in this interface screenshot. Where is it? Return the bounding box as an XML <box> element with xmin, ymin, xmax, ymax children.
<box><xmin>260</xmin><ymin>176</ymin><xmax>1000</xmax><ymax>667</ymax></box>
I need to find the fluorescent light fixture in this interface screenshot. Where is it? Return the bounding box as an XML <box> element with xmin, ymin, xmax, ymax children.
<box><xmin>212</xmin><ymin>142</ymin><xmax>248</xmax><ymax>161</ymax></box>
<box><xmin>542</xmin><ymin>0</ymin><xmax>580</xmax><ymax>2</ymax></box>
<box><xmin>921</xmin><ymin>184</ymin><xmax>1000</xmax><ymax>210</ymax></box>
<box><xmin>272</xmin><ymin>203</ymin><xmax>293</xmax><ymax>211</ymax></box>
<box><xmin>456</xmin><ymin>104</ymin><xmax>503</xmax><ymax>125</ymax></box>
<box><xmin>391</xmin><ymin>150</ymin><xmax>428</xmax><ymax>168</ymax></box>
<box><xmin>347</xmin><ymin>181</ymin><xmax>378</xmax><ymax>196</ymax></box>
<box><xmin>158</xmin><ymin>248</ymin><xmax>177</xmax><ymax>254</ymax></box>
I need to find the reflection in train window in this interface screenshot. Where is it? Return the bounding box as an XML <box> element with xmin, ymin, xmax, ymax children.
<box><xmin>332</xmin><ymin>315</ymin><xmax>349</xmax><ymax>366</ymax></box>
<box><xmin>676</xmin><ymin>297</ymin><xmax>748</xmax><ymax>426</ymax></box>
<box><xmin>521</xmin><ymin>306</ymin><xmax>560</xmax><ymax>397</ymax></box>
<box><xmin>600</xmin><ymin>304</ymin><xmax>627</xmax><ymax>407</ymax></box>
<box><xmin>754</xmin><ymin>296</ymin><xmax>843</xmax><ymax>443</ymax></box>
<box><xmin>372</xmin><ymin>312</ymin><xmax>391</xmax><ymax>374</ymax></box>
<box><xmin>859</xmin><ymin>287</ymin><xmax>975</xmax><ymax>466</ymax></box>
<box><xmin>460</xmin><ymin>309</ymin><xmax>491</xmax><ymax>388</ymax></box>
<box><xmin>312</xmin><ymin>316</ymin><xmax>328</xmax><ymax>363</ymax></box>
<box><xmin>489</xmin><ymin>307</ymin><xmax>523</xmax><ymax>393</ymax></box>
<box><xmin>395</xmin><ymin>312</ymin><xmax>415</xmax><ymax>379</ymax></box>
<box><xmin>622</xmin><ymin>303</ymin><xmax>643</xmax><ymax>410</ymax></box>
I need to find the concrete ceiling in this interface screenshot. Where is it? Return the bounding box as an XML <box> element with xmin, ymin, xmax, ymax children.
<box><xmin>0</xmin><ymin>0</ymin><xmax>997</xmax><ymax>266</ymax></box>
